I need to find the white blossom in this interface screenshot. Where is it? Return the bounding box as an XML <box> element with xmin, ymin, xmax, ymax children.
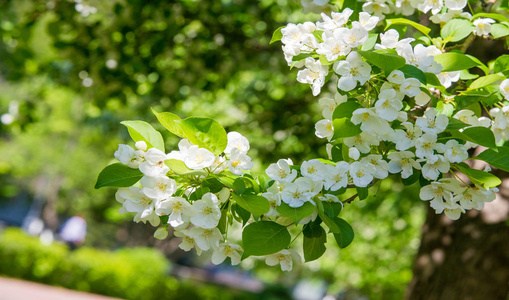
<box><xmin>225</xmin><ymin>131</ymin><xmax>250</xmax><ymax>155</ymax></box>
<box><xmin>190</xmin><ymin>193</ymin><xmax>221</xmax><ymax>229</ymax></box>
<box><xmin>266</xmin><ymin>159</ymin><xmax>298</xmax><ymax>183</ymax></box>
<box><xmin>473</xmin><ymin>18</ymin><xmax>495</xmax><ymax>36</ymax></box>
<box><xmin>212</xmin><ymin>243</ymin><xmax>243</xmax><ymax>265</ymax></box>
<box><xmin>323</xmin><ymin>161</ymin><xmax>350</xmax><ymax>191</ymax></box>
<box><xmin>265</xmin><ymin>249</ymin><xmax>300</xmax><ymax>271</ymax></box>
<box><xmin>228</xmin><ymin>148</ymin><xmax>254</xmax><ymax>175</ymax></box>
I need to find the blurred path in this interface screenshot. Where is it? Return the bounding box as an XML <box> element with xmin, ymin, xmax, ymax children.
<box><xmin>0</xmin><ymin>277</ymin><xmax>123</xmax><ymax>300</ymax></box>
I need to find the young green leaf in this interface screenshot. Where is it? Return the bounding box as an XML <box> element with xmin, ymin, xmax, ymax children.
<box><xmin>456</xmin><ymin>162</ymin><xmax>501</xmax><ymax>189</ymax></box>
<box><xmin>434</xmin><ymin>52</ymin><xmax>482</xmax><ymax>72</ymax></box>
<box><xmin>182</xmin><ymin>117</ymin><xmax>228</xmax><ymax>155</ymax></box>
<box><xmin>95</xmin><ymin>163</ymin><xmax>143</xmax><ymax>189</ymax></box>
<box><xmin>332</xmin><ymin>118</ymin><xmax>362</xmax><ymax>139</ymax></box>
<box><xmin>270</xmin><ymin>26</ymin><xmax>284</xmax><ymax>44</ymax></box>
<box><xmin>494</xmin><ymin>55</ymin><xmax>509</xmax><ymax>74</ymax></box>
<box><xmin>120</xmin><ymin>120</ymin><xmax>165</xmax><ymax>152</ymax></box>
<box><xmin>491</xmin><ymin>23</ymin><xmax>509</xmax><ymax>39</ymax></box>
<box><xmin>165</xmin><ymin>159</ymin><xmax>207</xmax><ymax>176</ymax></box>
<box><xmin>152</xmin><ymin>110</ymin><xmax>189</xmax><ymax>139</ymax></box>
<box><xmin>468</xmin><ymin>74</ymin><xmax>505</xmax><ymax>90</ymax></box>
<box><xmin>241</xmin><ymin>221</ymin><xmax>291</xmax><ymax>258</ymax></box>
<box><xmin>385</xmin><ymin>18</ymin><xmax>431</xmax><ymax>36</ymax></box>
<box><xmin>440</xmin><ymin>19</ymin><xmax>474</xmax><ymax>42</ymax></box>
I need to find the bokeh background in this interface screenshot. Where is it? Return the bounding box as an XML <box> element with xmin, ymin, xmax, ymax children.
<box><xmin>0</xmin><ymin>0</ymin><xmax>462</xmax><ymax>299</ymax></box>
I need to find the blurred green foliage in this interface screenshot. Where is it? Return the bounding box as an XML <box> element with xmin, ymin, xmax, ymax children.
<box><xmin>0</xmin><ymin>0</ymin><xmax>426</xmax><ymax>298</ymax></box>
<box><xmin>0</xmin><ymin>227</ymin><xmax>269</xmax><ymax>300</ymax></box>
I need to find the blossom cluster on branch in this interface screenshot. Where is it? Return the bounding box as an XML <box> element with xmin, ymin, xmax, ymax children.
<box><xmin>97</xmin><ymin>1</ymin><xmax>509</xmax><ymax>271</ymax></box>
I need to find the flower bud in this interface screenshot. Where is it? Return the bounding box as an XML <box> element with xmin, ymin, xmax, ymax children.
<box><xmin>135</xmin><ymin>141</ymin><xmax>148</xmax><ymax>151</ymax></box>
<box><xmin>154</xmin><ymin>227</ymin><xmax>168</xmax><ymax>240</ymax></box>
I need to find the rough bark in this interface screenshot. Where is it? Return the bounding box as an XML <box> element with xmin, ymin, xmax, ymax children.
<box><xmin>406</xmin><ymin>174</ymin><xmax>509</xmax><ymax>300</ymax></box>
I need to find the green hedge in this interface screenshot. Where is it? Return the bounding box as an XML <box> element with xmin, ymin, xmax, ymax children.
<box><xmin>0</xmin><ymin>227</ymin><xmax>264</xmax><ymax>300</ymax></box>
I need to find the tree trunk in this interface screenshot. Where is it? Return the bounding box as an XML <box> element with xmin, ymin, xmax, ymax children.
<box><xmin>406</xmin><ymin>174</ymin><xmax>509</xmax><ymax>300</ymax></box>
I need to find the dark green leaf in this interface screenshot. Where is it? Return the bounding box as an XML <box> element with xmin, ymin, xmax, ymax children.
<box><xmin>303</xmin><ymin>222</ymin><xmax>327</xmax><ymax>262</ymax></box>
<box><xmin>332</xmin><ymin>101</ymin><xmax>362</xmax><ymax>119</ymax></box>
<box><xmin>332</xmin><ymin>218</ymin><xmax>354</xmax><ymax>248</ymax></box>
<box><xmin>233</xmin><ymin>193</ymin><xmax>270</xmax><ymax>218</ymax></box>
<box><xmin>358</xmin><ymin>49</ymin><xmax>406</xmax><ymax>73</ymax></box>
<box><xmin>398</xmin><ymin>65</ymin><xmax>426</xmax><ymax>84</ymax></box>
<box><xmin>356</xmin><ymin>187</ymin><xmax>369</xmax><ymax>200</ymax></box>
<box><xmin>95</xmin><ymin>163</ymin><xmax>143</xmax><ymax>189</ymax></box>
<box><xmin>242</xmin><ymin>221</ymin><xmax>291</xmax><ymax>258</ymax></box>
<box><xmin>476</xmin><ymin>146</ymin><xmax>509</xmax><ymax>173</ymax></box>
<box><xmin>276</xmin><ymin>202</ymin><xmax>316</xmax><ymax>224</ymax></box>
<box><xmin>450</xmin><ymin>126</ymin><xmax>497</xmax><ymax>151</ymax></box>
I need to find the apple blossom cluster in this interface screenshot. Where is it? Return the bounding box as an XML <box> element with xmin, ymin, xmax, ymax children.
<box><xmin>113</xmin><ymin>132</ymin><xmax>256</xmax><ymax>266</ymax></box>
<box><xmin>97</xmin><ymin>4</ymin><xmax>509</xmax><ymax>273</ymax></box>
<box><xmin>280</xmin><ymin>10</ymin><xmax>458</xmax><ymax>97</ymax></box>
<box><xmin>277</xmin><ymin>9</ymin><xmax>507</xmax><ymax>220</ymax></box>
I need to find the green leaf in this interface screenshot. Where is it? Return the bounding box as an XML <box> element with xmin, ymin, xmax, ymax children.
<box><xmin>361</xmin><ymin>33</ymin><xmax>378</xmax><ymax>51</ymax></box>
<box><xmin>398</xmin><ymin>65</ymin><xmax>426</xmax><ymax>84</ymax></box>
<box><xmin>472</xmin><ymin>13</ymin><xmax>509</xmax><ymax>23</ymax></box>
<box><xmin>182</xmin><ymin>117</ymin><xmax>228</xmax><ymax>155</ymax></box>
<box><xmin>468</xmin><ymin>74</ymin><xmax>505</xmax><ymax>90</ymax></box>
<box><xmin>401</xmin><ymin>170</ymin><xmax>420</xmax><ymax>186</ymax></box>
<box><xmin>450</xmin><ymin>126</ymin><xmax>497</xmax><ymax>151</ymax></box>
<box><xmin>322</xmin><ymin>201</ymin><xmax>343</xmax><ymax>218</ymax></box>
<box><xmin>331</xmin><ymin>144</ymin><xmax>343</xmax><ymax>161</ymax></box>
<box><xmin>332</xmin><ymin>118</ymin><xmax>362</xmax><ymax>139</ymax></box>
<box><xmin>165</xmin><ymin>159</ymin><xmax>207</xmax><ymax>176</ymax></box>
<box><xmin>491</xmin><ymin>23</ymin><xmax>509</xmax><ymax>39</ymax></box>
<box><xmin>232</xmin><ymin>203</ymin><xmax>251</xmax><ymax>226</ymax></box>
<box><xmin>303</xmin><ymin>222</ymin><xmax>327</xmax><ymax>262</ymax></box>
<box><xmin>475</xmin><ymin>146</ymin><xmax>509</xmax><ymax>172</ymax></box>
<box><xmin>358</xmin><ymin>49</ymin><xmax>406</xmax><ymax>73</ymax></box>
<box><xmin>434</xmin><ymin>52</ymin><xmax>482</xmax><ymax>72</ymax></box>
<box><xmin>202</xmin><ymin>178</ymin><xmax>224</xmax><ymax>193</ymax></box>
<box><xmin>276</xmin><ymin>202</ymin><xmax>316</xmax><ymax>224</ymax></box>
<box><xmin>441</xmin><ymin>19</ymin><xmax>474</xmax><ymax>42</ymax></box>
<box><xmin>270</xmin><ymin>26</ymin><xmax>284</xmax><ymax>44</ymax></box>
<box><xmin>385</xmin><ymin>18</ymin><xmax>431</xmax><ymax>36</ymax></box>
<box><xmin>316</xmin><ymin>201</ymin><xmax>340</xmax><ymax>233</ymax></box>
<box><xmin>425</xmin><ymin>73</ymin><xmax>442</xmax><ymax>86</ymax></box>
<box><xmin>152</xmin><ymin>110</ymin><xmax>227</xmax><ymax>155</ymax></box>
<box><xmin>95</xmin><ymin>163</ymin><xmax>143</xmax><ymax>189</ymax></box>
<box><xmin>456</xmin><ymin>162</ymin><xmax>501</xmax><ymax>189</ymax></box>
<box><xmin>332</xmin><ymin>218</ymin><xmax>354</xmax><ymax>248</ymax></box>
<box><xmin>152</xmin><ymin>110</ymin><xmax>189</xmax><ymax>138</ymax></box>
<box><xmin>356</xmin><ymin>187</ymin><xmax>369</xmax><ymax>200</ymax></box>
<box><xmin>233</xmin><ymin>193</ymin><xmax>270</xmax><ymax>218</ymax></box>
<box><xmin>121</xmin><ymin>120</ymin><xmax>165</xmax><ymax>152</ymax></box>
<box><xmin>436</xmin><ymin>101</ymin><xmax>455</xmax><ymax>117</ymax></box>
<box><xmin>494</xmin><ymin>55</ymin><xmax>509</xmax><ymax>74</ymax></box>
<box><xmin>332</xmin><ymin>101</ymin><xmax>362</xmax><ymax>119</ymax></box>
<box><xmin>241</xmin><ymin>221</ymin><xmax>291</xmax><ymax>258</ymax></box>
<box><xmin>446</xmin><ymin>118</ymin><xmax>470</xmax><ymax>131</ymax></box>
